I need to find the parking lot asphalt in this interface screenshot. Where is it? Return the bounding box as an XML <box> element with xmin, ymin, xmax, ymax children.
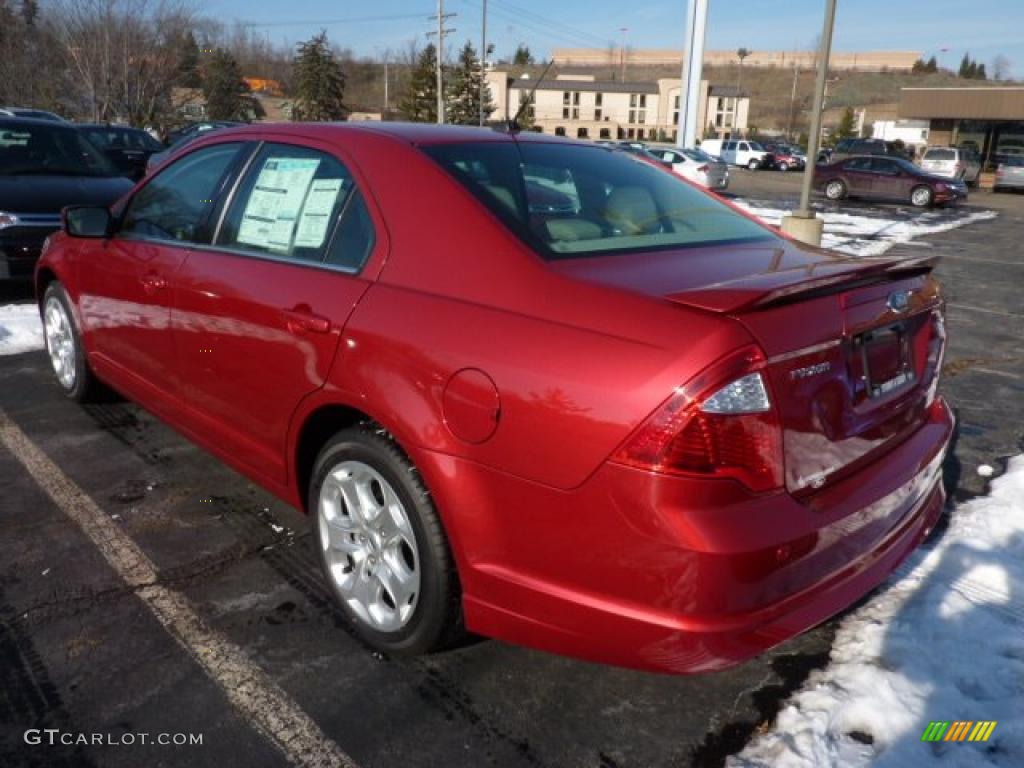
<box><xmin>2</xmin><ymin>174</ymin><xmax>1021</xmax><ymax>768</ymax></box>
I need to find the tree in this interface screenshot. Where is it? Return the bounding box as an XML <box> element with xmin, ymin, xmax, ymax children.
<box><xmin>912</xmin><ymin>58</ymin><xmax>927</xmax><ymax>73</ymax></box>
<box><xmin>736</xmin><ymin>47</ymin><xmax>752</xmax><ymax>92</ymax></box>
<box><xmin>398</xmin><ymin>43</ymin><xmax>439</xmax><ymax>123</ymax></box>
<box><xmin>292</xmin><ymin>30</ymin><xmax>346</xmax><ymax>121</ymax></box>
<box><xmin>203</xmin><ymin>48</ymin><xmax>250</xmax><ymax>120</ymax></box>
<box><xmin>174</xmin><ymin>29</ymin><xmax>202</xmax><ymax>88</ymax></box>
<box><xmin>446</xmin><ymin>41</ymin><xmax>494</xmax><ymax>125</ymax></box>
<box><xmin>512</xmin><ymin>44</ymin><xmax>533</xmax><ymax>67</ymax></box>
<box><xmin>959</xmin><ymin>53</ymin><xmax>970</xmax><ymax>78</ymax></box>
<box><xmin>976</xmin><ymin>63</ymin><xmax>987</xmax><ymax>80</ymax></box>
<box><xmin>836</xmin><ymin>106</ymin><xmax>857</xmax><ymax>140</ymax></box>
<box><xmin>993</xmin><ymin>55</ymin><xmax>1012</xmax><ymax>81</ymax></box>
<box><xmin>926</xmin><ymin>55</ymin><xmax>938</xmax><ymax>73</ymax></box>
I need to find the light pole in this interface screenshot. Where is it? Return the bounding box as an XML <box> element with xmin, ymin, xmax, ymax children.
<box><xmin>780</xmin><ymin>0</ymin><xmax>838</xmax><ymax>246</ymax></box>
<box><xmin>480</xmin><ymin>0</ymin><xmax>487</xmax><ymax>126</ymax></box>
<box><xmin>736</xmin><ymin>47</ymin><xmax>751</xmax><ymax>93</ymax></box>
<box><xmin>676</xmin><ymin>0</ymin><xmax>709</xmax><ymax>148</ymax></box>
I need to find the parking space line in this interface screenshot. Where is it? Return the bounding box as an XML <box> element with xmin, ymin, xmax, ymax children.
<box><xmin>947</xmin><ymin>303</ymin><xmax>1023</xmax><ymax>319</ymax></box>
<box><xmin>0</xmin><ymin>411</ymin><xmax>357</xmax><ymax>768</ymax></box>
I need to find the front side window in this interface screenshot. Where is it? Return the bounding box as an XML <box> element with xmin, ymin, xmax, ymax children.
<box><xmin>121</xmin><ymin>142</ymin><xmax>243</xmax><ymax>242</ymax></box>
<box><xmin>422</xmin><ymin>141</ymin><xmax>777</xmax><ymax>260</ymax></box>
<box><xmin>217</xmin><ymin>143</ymin><xmax>370</xmax><ymax>268</ymax></box>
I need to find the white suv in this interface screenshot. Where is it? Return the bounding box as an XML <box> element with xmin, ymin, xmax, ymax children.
<box><xmin>920</xmin><ymin>146</ymin><xmax>982</xmax><ymax>187</ymax></box>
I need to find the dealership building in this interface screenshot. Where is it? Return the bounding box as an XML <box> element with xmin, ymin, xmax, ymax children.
<box><xmin>899</xmin><ymin>87</ymin><xmax>1024</xmax><ymax>165</ymax></box>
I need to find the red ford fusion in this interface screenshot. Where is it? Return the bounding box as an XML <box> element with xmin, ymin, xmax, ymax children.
<box><xmin>35</xmin><ymin>123</ymin><xmax>952</xmax><ymax>673</ymax></box>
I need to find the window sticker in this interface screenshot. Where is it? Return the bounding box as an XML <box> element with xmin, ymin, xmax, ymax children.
<box><xmin>237</xmin><ymin>157</ymin><xmax>320</xmax><ymax>252</ymax></box>
<box><xmin>294</xmin><ymin>178</ymin><xmax>347</xmax><ymax>248</ymax></box>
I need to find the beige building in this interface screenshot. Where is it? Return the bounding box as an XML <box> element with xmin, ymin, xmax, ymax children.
<box><xmin>552</xmin><ymin>48</ymin><xmax>921</xmax><ymax>72</ymax></box>
<box><xmin>486</xmin><ymin>72</ymin><xmax>750</xmax><ymax>142</ymax></box>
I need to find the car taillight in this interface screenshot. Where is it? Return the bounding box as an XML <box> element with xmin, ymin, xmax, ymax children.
<box><xmin>612</xmin><ymin>346</ymin><xmax>784</xmax><ymax>493</ymax></box>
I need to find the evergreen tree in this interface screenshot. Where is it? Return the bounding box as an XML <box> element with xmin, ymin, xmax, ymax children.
<box><xmin>446</xmin><ymin>41</ymin><xmax>495</xmax><ymax>125</ymax></box>
<box><xmin>958</xmin><ymin>53</ymin><xmax>970</xmax><ymax>78</ymax></box>
<box><xmin>202</xmin><ymin>49</ymin><xmax>251</xmax><ymax>121</ymax></box>
<box><xmin>399</xmin><ymin>44</ymin><xmax>440</xmax><ymax>123</ymax></box>
<box><xmin>292</xmin><ymin>30</ymin><xmax>347</xmax><ymax>121</ymax></box>
<box><xmin>912</xmin><ymin>58</ymin><xmax>927</xmax><ymax>74</ymax></box>
<box><xmin>836</xmin><ymin>106</ymin><xmax>857</xmax><ymax>140</ymax></box>
<box><xmin>976</xmin><ymin>63</ymin><xmax>987</xmax><ymax>80</ymax></box>
<box><xmin>512</xmin><ymin>44</ymin><xmax>534</xmax><ymax>67</ymax></box>
<box><xmin>175</xmin><ymin>30</ymin><xmax>202</xmax><ymax>88</ymax></box>
<box><xmin>926</xmin><ymin>56</ymin><xmax>938</xmax><ymax>73</ymax></box>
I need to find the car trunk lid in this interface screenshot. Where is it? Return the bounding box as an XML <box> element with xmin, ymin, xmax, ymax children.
<box><xmin>553</xmin><ymin>239</ymin><xmax>946</xmax><ymax>495</ymax></box>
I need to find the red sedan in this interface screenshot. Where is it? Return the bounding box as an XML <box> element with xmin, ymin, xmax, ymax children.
<box><xmin>36</xmin><ymin>124</ymin><xmax>952</xmax><ymax>673</ymax></box>
<box><xmin>816</xmin><ymin>155</ymin><xmax>968</xmax><ymax>207</ymax></box>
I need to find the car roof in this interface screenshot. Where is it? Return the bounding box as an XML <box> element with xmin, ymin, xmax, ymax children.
<box><xmin>211</xmin><ymin>121</ymin><xmax>581</xmax><ymax>147</ymax></box>
<box><xmin>0</xmin><ymin>116</ymin><xmax>76</xmax><ymax>129</ymax></box>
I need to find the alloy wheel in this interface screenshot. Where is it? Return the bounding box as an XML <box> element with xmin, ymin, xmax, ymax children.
<box><xmin>43</xmin><ymin>296</ymin><xmax>77</xmax><ymax>390</ymax></box>
<box><xmin>317</xmin><ymin>460</ymin><xmax>420</xmax><ymax>632</ymax></box>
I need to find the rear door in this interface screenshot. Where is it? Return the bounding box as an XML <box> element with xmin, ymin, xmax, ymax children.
<box><xmin>173</xmin><ymin>139</ymin><xmax>380</xmax><ymax>483</ymax></box>
<box><xmin>78</xmin><ymin>141</ymin><xmax>249</xmax><ymax>403</ymax></box>
<box><xmin>841</xmin><ymin>157</ymin><xmax>874</xmax><ymax>195</ymax></box>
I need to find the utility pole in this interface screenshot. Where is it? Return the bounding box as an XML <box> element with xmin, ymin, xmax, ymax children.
<box><xmin>428</xmin><ymin>0</ymin><xmax>456</xmax><ymax>124</ymax></box>
<box><xmin>787</xmin><ymin>62</ymin><xmax>799</xmax><ymax>139</ymax></box>
<box><xmin>619</xmin><ymin>27</ymin><xmax>628</xmax><ymax>81</ymax></box>
<box><xmin>676</xmin><ymin>0</ymin><xmax>709</xmax><ymax>148</ymax></box>
<box><xmin>480</xmin><ymin>0</ymin><xmax>487</xmax><ymax>126</ymax></box>
<box><xmin>780</xmin><ymin>0</ymin><xmax>838</xmax><ymax>246</ymax></box>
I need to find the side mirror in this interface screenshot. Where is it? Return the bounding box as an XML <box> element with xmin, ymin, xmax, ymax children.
<box><xmin>63</xmin><ymin>205</ymin><xmax>112</xmax><ymax>238</ymax></box>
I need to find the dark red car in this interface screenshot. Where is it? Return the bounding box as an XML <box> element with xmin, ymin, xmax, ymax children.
<box><xmin>36</xmin><ymin>124</ymin><xmax>952</xmax><ymax>673</ymax></box>
<box><xmin>817</xmin><ymin>155</ymin><xmax>967</xmax><ymax>207</ymax></box>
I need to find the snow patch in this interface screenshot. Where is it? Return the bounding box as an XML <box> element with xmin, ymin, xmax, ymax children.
<box><xmin>735</xmin><ymin>202</ymin><xmax>998</xmax><ymax>258</ymax></box>
<box><xmin>728</xmin><ymin>455</ymin><xmax>1024</xmax><ymax>768</ymax></box>
<box><xmin>0</xmin><ymin>303</ymin><xmax>44</xmax><ymax>356</ymax></box>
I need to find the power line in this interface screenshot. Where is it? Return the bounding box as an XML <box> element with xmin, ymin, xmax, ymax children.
<box><xmin>238</xmin><ymin>13</ymin><xmax>426</xmax><ymax>29</ymax></box>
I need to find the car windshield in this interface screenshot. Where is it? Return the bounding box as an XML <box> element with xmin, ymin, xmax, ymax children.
<box><xmin>925</xmin><ymin>149</ymin><xmax>956</xmax><ymax>161</ymax></box>
<box><xmin>422</xmin><ymin>141</ymin><xmax>777</xmax><ymax>260</ymax></box>
<box><xmin>0</xmin><ymin>122</ymin><xmax>119</xmax><ymax>176</ymax></box>
<box><xmin>84</xmin><ymin>127</ymin><xmax>162</xmax><ymax>152</ymax></box>
<box><xmin>682</xmin><ymin>148</ymin><xmax>715</xmax><ymax>163</ymax></box>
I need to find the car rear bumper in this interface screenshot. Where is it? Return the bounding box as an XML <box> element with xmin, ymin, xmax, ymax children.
<box><xmin>421</xmin><ymin>397</ymin><xmax>953</xmax><ymax>673</ymax></box>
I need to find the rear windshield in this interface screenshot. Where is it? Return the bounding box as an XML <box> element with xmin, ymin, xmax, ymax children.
<box><xmin>1001</xmin><ymin>156</ymin><xmax>1024</xmax><ymax>168</ymax></box>
<box><xmin>0</xmin><ymin>121</ymin><xmax>119</xmax><ymax>176</ymax></box>
<box><xmin>422</xmin><ymin>141</ymin><xmax>776</xmax><ymax>260</ymax></box>
<box><xmin>924</xmin><ymin>149</ymin><xmax>955</xmax><ymax>161</ymax></box>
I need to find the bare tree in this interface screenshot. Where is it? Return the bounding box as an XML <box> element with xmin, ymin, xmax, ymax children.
<box><xmin>993</xmin><ymin>55</ymin><xmax>1013</xmax><ymax>81</ymax></box>
<box><xmin>51</xmin><ymin>0</ymin><xmax>194</xmax><ymax>126</ymax></box>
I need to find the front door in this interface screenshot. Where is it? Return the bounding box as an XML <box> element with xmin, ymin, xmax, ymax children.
<box><xmin>173</xmin><ymin>140</ymin><xmax>380</xmax><ymax>484</ymax></box>
<box><xmin>77</xmin><ymin>141</ymin><xmax>248</xmax><ymax>404</ymax></box>
<box><xmin>868</xmin><ymin>158</ymin><xmax>905</xmax><ymax>200</ymax></box>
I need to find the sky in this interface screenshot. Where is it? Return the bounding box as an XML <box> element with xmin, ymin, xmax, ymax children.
<box><xmin>203</xmin><ymin>0</ymin><xmax>1021</xmax><ymax>78</ymax></box>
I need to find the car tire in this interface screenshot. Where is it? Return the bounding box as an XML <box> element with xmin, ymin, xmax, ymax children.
<box><xmin>910</xmin><ymin>185</ymin><xmax>934</xmax><ymax>208</ymax></box>
<box><xmin>824</xmin><ymin>179</ymin><xmax>847</xmax><ymax>201</ymax></box>
<box><xmin>41</xmin><ymin>281</ymin><xmax>103</xmax><ymax>403</ymax></box>
<box><xmin>747</xmin><ymin>159</ymin><xmax>760</xmax><ymax>170</ymax></box>
<box><xmin>310</xmin><ymin>425</ymin><xmax>463</xmax><ymax>655</ymax></box>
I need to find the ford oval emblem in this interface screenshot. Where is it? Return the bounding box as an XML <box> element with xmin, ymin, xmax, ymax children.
<box><xmin>887</xmin><ymin>290</ymin><xmax>912</xmax><ymax>313</ymax></box>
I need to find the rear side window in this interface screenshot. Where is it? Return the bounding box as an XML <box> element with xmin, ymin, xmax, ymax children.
<box><xmin>844</xmin><ymin>158</ymin><xmax>872</xmax><ymax>171</ymax></box>
<box><xmin>218</xmin><ymin>143</ymin><xmax>372</xmax><ymax>269</ymax></box>
<box><xmin>422</xmin><ymin>141</ymin><xmax>777</xmax><ymax>260</ymax></box>
<box><xmin>121</xmin><ymin>142</ymin><xmax>243</xmax><ymax>243</ymax></box>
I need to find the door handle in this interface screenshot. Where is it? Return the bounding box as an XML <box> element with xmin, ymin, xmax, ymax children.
<box><xmin>140</xmin><ymin>273</ymin><xmax>167</xmax><ymax>294</ymax></box>
<box><xmin>282</xmin><ymin>307</ymin><xmax>331</xmax><ymax>335</ymax></box>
